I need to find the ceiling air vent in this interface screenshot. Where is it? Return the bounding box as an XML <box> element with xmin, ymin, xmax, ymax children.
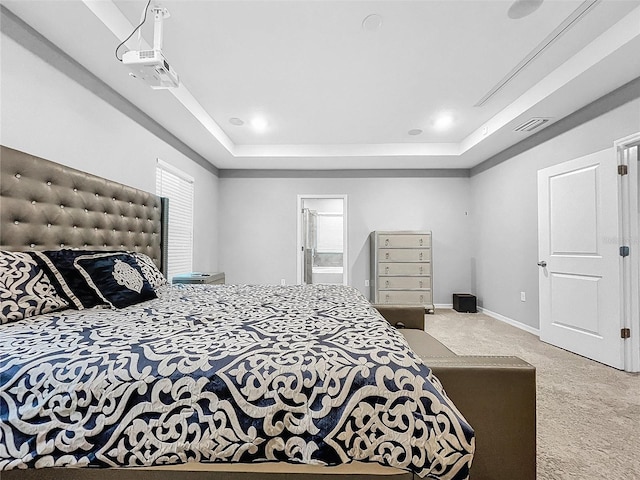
<box><xmin>474</xmin><ymin>0</ymin><xmax>601</xmax><ymax>107</ymax></box>
<box><xmin>514</xmin><ymin>117</ymin><xmax>552</xmax><ymax>132</ymax></box>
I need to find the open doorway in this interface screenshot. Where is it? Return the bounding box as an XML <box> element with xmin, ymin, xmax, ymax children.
<box><xmin>296</xmin><ymin>195</ymin><xmax>348</xmax><ymax>286</ymax></box>
<box><xmin>536</xmin><ymin>135</ymin><xmax>640</xmax><ymax>373</ymax></box>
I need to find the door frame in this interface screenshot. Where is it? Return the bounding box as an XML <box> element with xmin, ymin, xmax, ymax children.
<box><xmin>616</xmin><ymin>132</ymin><xmax>640</xmax><ymax>372</ymax></box>
<box><xmin>296</xmin><ymin>194</ymin><xmax>348</xmax><ymax>286</ymax></box>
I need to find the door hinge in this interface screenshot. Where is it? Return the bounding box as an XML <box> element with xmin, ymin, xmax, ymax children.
<box><xmin>618</xmin><ymin>164</ymin><xmax>628</xmax><ymax>175</ymax></box>
<box><xmin>621</xmin><ymin>328</ymin><xmax>631</xmax><ymax>339</ymax></box>
<box><xmin>620</xmin><ymin>246</ymin><xmax>630</xmax><ymax>257</ymax></box>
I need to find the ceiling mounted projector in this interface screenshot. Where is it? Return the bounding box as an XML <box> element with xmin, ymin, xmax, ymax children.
<box><xmin>123</xmin><ymin>49</ymin><xmax>179</xmax><ymax>89</ymax></box>
<box><xmin>122</xmin><ymin>5</ymin><xmax>179</xmax><ymax>89</ymax></box>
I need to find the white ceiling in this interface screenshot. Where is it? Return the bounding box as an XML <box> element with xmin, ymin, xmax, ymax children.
<box><xmin>4</xmin><ymin>0</ymin><xmax>640</xmax><ymax>170</ymax></box>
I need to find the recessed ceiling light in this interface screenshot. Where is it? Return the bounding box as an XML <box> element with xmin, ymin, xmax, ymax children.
<box><xmin>433</xmin><ymin>113</ymin><xmax>455</xmax><ymax>131</ymax></box>
<box><xmin>408</xmin><ymin>129</ymin><xmax>423</xmax><ymax>136</ymax></box>
<box><xmin>508</xmin><ymin>0</ymin><xmax>544</xmax><ymax>19</ymax></box>
<box><xmin>229</xmin><ymin>117</ymin><xmax>244</xmax><ymax>126</ymax></box>
<box><xmin>362</xmin><ymin>14</ymin><xmax>383</xmax><ymax>32</ymax></box>
<box><xmin>251</xmin><ymin>117</ymin><xmax>268</xmax><ymax>133</ymax></box>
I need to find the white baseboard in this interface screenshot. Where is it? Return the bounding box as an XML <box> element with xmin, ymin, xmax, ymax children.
<box><xmin>434</xmin><ymin>303</ymin><xmax>453</xmax><ymax>309</ymax></box>
<box><xmin>478</xmin><ymin>307</ymin><xmax>540</xmax><ymax>336</ymax></box>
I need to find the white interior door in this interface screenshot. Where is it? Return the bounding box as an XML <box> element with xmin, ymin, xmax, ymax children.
<box><xmin>538</xmin><ymin>149</ymin><xmax>624</xmax><ymax>369</ymax></box>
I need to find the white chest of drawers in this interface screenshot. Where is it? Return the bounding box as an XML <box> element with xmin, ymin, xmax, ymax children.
<box><xmin>370</xmin><ymin>231</ymin><xmax>433</xmax><ymax>313</ymax></box>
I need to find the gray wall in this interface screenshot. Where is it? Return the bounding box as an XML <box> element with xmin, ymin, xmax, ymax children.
<box><xmin>4</xmin><ymin>17</ymin><xmax>639</xmax><ymax>331</ymax></box>
<box><xmin>219</xmin><ymin>175</ymin><xmax>472</xmax><ymax>303</ymax></box>
<box><xmin>0</xmin><ymin>33</ymin><xmax>220</xmax><ymax>273</ymax></box>
<box><xmin>470</xmin><ymin>99</ymin><xmax>640</xmax><ymax>330</ymax></box>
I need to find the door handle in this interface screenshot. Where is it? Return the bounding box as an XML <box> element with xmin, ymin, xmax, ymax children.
<box><xmin>537</xmin><ymin>261</ymin><xmax>547</xmax><ymax>267</ymax></box>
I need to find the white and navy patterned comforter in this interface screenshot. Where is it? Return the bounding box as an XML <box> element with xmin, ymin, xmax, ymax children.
<box><xmin>0</xmin><ymin>284</ymin><xmax>474</xmax><ymax>478</ymax></box>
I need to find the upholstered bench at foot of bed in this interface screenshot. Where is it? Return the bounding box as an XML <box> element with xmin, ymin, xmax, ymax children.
<box><xmin>373</xmin><ymin>305</ymin><xmax>537</xmax><ymax>480</ymax></box>
<box><xmin>427</xmin><ymin>356</ymin><xmax>536</xmax><ymax>480</ymax></box>
<box><xmin>373</xmin><ymin>304</ymin><xmax>427</xmax><ymax>330</ymax></box>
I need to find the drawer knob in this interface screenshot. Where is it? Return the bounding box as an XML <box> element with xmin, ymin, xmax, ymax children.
<box><xmin>420</xmin><ymin>295</ymin><xmax>424</xmax><ymax>302</ymax></box>
<box><xmin>385</xmin><ymin>252</ymin><xmax>390</xmax><ymax>260</ymax></box>
<box><xmin>385</xmin><ymin>239</ymin><xmax>389</xmax><ymax>246</ymax></box>
<box><xmin>419</xmin><ymin>238</ymin><xmax>423</xmax><ymax>246</ymax></box>
<box><xmin>419</xmin><ymin>266</ymin><xmax>423</xmax><ymax>274</ymax></box>
<box><xmin>419</xmin><ymin>252</ymin><xmax>423</xmax><ymax>260</ymax></box>
<box><xmin>385</xmin><ymin>266</ymin><xmax>389</xmax><ymax>274</ymax></box>
<box><xmin>385</xmin><ymin>280</ymin><xmax>390</xmax><ymax>288</ymax></box>
<box><xmin>385</xmin><ymin>294</ymin><xmax>390</xmax><ymax>303</ymax></box>
<box><xmin>419</xmin><ymin>280</ymin><xmax>423</xmax><ymax>288</ymax></box>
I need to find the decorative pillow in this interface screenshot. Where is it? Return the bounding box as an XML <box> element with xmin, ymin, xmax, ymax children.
<box><xmin>0</xmin><ymin>251</ymin><xmax>69</xmax><ymax>324</ymax></box>
<box><xmin>29</xmin><ymin>250</ymin><xmax>108</xmax><ymax>309</ymax></box>
<box><xmin>74</xmin><ymin>253</ymin><xmax>157</xmax><ymax>309</ymax></box>
<box><xmin>132</xmin><ymin>252</ymin><xmax>168</xmax><ymax>289</ymax></box>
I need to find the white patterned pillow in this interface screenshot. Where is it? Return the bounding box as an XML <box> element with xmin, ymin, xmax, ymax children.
<box><xmin>0</xmin><ymin>251</ymin><xmax>69</xmax><ymax>324</ymax></box>
<box><xmin>132</xmin><ymin>252</ymin><xmax>168</xmax><ymax>289</ymax></box>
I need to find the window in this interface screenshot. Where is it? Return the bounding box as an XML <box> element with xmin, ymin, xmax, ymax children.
<box><xmin>316</xmin><ymin>213</ymin><xmax>344</xmax><ymax>253</ymax></box>
<box><xmin>156</xmin><ymin>159</ymin><xmax>194</xmax><ymax>280</ymax></box>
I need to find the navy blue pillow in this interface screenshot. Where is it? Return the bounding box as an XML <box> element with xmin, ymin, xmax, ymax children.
<box><xmin>73</xmin><ymin>253</ymin><xmax>157</xmax><ymax>309</ymax></box>
<box><xmin>29</xmin><ymin>250</ymin><xmax>109</xmax><ymax>309</ymax></box>
<box><xmin>1</xmin><ymin>251</ymin><xmax>69</xmax><ymax>323</ymax></box>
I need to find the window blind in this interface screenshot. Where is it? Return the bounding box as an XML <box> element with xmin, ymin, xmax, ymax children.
<box><xmin>156</xmin><ymin>160</ymin><xmax>194</xmax><ymax>280</ymax></box>
<box><xmin>316</xmin><ymin>213</ymin><xmax>343</xmax><ymax>252</ymax></box>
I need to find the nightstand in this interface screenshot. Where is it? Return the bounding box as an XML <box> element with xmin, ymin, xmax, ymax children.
<box><xmin>172</xmin><ymin>272</ymin><xmax>225</xmax><ymax>285</ymax></box>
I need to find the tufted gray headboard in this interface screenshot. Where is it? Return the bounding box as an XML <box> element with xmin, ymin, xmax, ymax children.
<box><xmin>0</xmin><ymin>145</ymin><xmax>168</xmax><ymax>275</ymax></box>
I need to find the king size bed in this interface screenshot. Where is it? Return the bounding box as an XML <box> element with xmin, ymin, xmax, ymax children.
<box><xmin>0</xmin><ymin>146</ymin><xmax>535</xmax><ymax>480</ymax></box>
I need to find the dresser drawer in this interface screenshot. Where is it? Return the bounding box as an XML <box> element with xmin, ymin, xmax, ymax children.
<box><xmin>378</xmin><ymin>276</ymin><xmax>431</xmax><ymax>290</ymax></box>
<box><xmin>378</xmin><ymin>262</ymin><xmax>430</xmax><ymax>275</ymax></box>
<box><xmin>378</xmin><ymin>290</ymin><xmax>432</xmax><ymax>305</ymax></box>
<box><xmin>378</xmin><ymin>234</ymin><xmax>431</xmax><ymax>248</ymax></box>
<box><xmin>379</xmin><ymin>248</ymin><xmax>431</xmax><ymax>263</ymax></box>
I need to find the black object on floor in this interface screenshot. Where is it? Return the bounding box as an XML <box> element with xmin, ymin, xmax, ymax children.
<box><xmin>453</xmin><ymin>293</ymin><xmax>477</xmax><ymax>313</ymax></box>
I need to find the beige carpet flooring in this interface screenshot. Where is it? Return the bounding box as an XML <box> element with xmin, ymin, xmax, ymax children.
<box><xmin>424</xmin><ymin>309</ymin><xmax>640</xmax><ymax>480</ymax></box>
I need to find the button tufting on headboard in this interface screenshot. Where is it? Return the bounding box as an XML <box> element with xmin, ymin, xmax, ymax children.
<box><xmin>0</xmin><ymin>145</ymin><xmax>167</xmax><ymax>274</ymax></box>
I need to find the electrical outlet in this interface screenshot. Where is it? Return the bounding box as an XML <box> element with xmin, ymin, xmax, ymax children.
<box><xmin>365</xmin><ymin>280</ymin><xmax>370</xmax><ymax>287</ymax></box>
<box><xmin>520</xmin><ymin>291</ymin><xmax>526</xmax><ymax>302</ymax></box>
<box><xmin>280</xmin><ymin>279</ymin><xmax>286</xmax><ymax>286</ymax></box>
